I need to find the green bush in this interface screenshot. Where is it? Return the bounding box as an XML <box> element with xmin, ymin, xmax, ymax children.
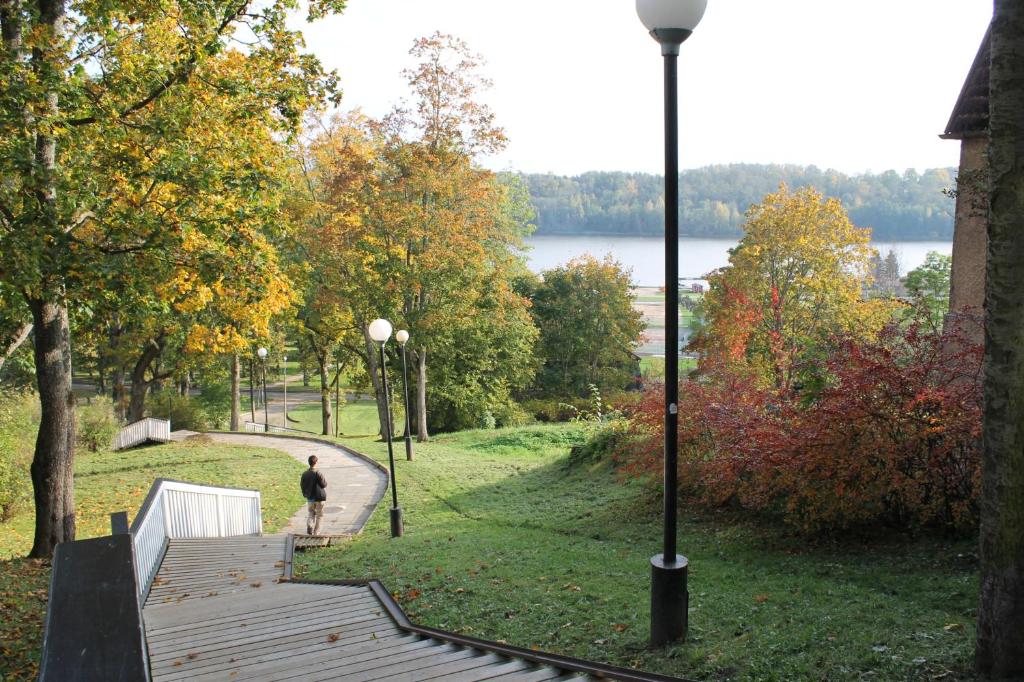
<box><xmin>569</xmin><ymin>417</ymin><xmax>632</xmax><ymax>465</ymax></box>
<box><xmin>491</xmin><ymin>400</ymin><xmax>531</xmax><ymax>428</ymax></box>
<box><xmin>149</xmin><ymin>392</ymin><xmax>209</xmax><ymax>431</ymax></box>
<box><xmin>428</xmin><ymin>383</ymin><xmax>530</xmax><ymax>433</ymax></box>
<box><xmin>521</xmin><ymin>398</ymin><xmax>587</xmax><ymax>423</ymax></box>
<box><xmin>75</xmin><ymin>397</ymin><xmax>118</xmax><ymax>453</ymax></box>
<box><xmin>0</xmin><ymin>392</ymin><xmax>36</xmax><ymax>521</ymax></box>
<box><xmin>197</xmin><ymin>382</ymin><xmax>232</xmax><ymax>430</ymax></box>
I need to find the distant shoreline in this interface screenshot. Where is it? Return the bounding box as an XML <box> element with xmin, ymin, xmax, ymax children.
<box><xmin>530</xmin><ymin>230</ymin><xmax>954</xmax><ymax>242</ymax></box>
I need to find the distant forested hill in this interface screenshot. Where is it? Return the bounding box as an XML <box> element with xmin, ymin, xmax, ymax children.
<box><xmin>517</xmin><ymin>165</ymin><xmax>956</xmax><ymax>240</ymax></box>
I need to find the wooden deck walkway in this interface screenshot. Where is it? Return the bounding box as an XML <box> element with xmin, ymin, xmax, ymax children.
<box><xmin>143</xmin><ymin>536</ymin><xmax>598</xmax><ymax>681</ymax></box>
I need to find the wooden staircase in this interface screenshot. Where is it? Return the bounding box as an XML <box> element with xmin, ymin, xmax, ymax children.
<box><xmin>143</xmin><ymin>536</ymin><xmax>601</xmax><ymax>681</ymax></box>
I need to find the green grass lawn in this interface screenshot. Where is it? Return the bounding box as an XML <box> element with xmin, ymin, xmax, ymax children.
<box><xmin>0</xmin><ymin>438</ymin><xmax>306</xmax><ymax>680</ymax></box>
<box><xmin>295</xmin><ymin>423</ymin><xmax>978</xmax><ymax>681</ymax></box>
<box><xmin>283</xmin><ymin>399</ymin><xmax>388</xmax><ymax>440</ymax></box>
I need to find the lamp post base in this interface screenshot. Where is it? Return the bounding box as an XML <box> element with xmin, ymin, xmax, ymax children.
<box><xmin>650</xmin><ymin>553</ymin><xmax>688</xmax><ymax>646</ymax></box>
<box><xmin>390</xmin><ymin>507</ymin><xmax>404</xmax><ymax>538</ymax></box>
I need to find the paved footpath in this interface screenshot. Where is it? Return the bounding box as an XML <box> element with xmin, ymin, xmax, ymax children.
<box><xmin>170</xmin><ymin>431</ymin><xmax>387</xmax><ymax>536</ymax></box>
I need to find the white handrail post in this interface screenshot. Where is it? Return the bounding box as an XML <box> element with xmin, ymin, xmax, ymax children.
<box><xmin>161</xmin><ymin>490</ymin><xmax>172</xmax><ymax>538</ymax></box>
<box><xmin>216</xmin><ymin>494</ymin><xmax>225</xmax><ymax>537</ymax></box>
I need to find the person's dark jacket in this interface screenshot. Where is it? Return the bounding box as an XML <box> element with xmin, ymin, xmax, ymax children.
<box><xmin>300</xmin><ymin>468</ymin><xmax>327</xmax><ymax>502</ymax></box>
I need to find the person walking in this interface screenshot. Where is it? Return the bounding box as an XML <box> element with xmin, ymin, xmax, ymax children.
<box><xmin>300</xmin><ymin>455</ymin><xmax>328</xmax><ymax>536</ymax></box>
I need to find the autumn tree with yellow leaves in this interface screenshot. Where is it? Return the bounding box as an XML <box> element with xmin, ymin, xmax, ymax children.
<box><xmin>693</xmin><ymin>185</ymin><xmax>897</xmax><ymax>390</ymax></box>
<box><xmin>0</xmin><ymin>0</ymin><xmax>344</xmax><ymax>557</ymax></box>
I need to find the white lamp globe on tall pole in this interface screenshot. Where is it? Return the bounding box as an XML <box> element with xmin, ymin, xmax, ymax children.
<box><xmin>368</xmin><ymin>318</ymin><xmax>393</xmax><ymax>344</ymax></box>
<box><xmin>636</xmin><ymin>0</ymin><xmax>707</xmax><ymax>648</ymax></box>
<box><xmin>257</xmin><ymin>347</ymin><xmax>269</xmax><ymax>429</ymax></box>
<box><xmin>395</xmin><ymin>330</ymin><xmax>414</xmax><ymax>462</ymax></box>
<box><xmin>369</xmin><ymin>318</ymin><xmax>403</xmax><ymax>538</ymax></box>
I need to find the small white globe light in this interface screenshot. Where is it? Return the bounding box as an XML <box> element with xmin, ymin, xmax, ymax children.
<box><xmin>369</xmin><ymin>318</ymin><xmax>393</xmax><ymax>343</ymax></box>
<box><xmin>396</xmin><ymin>330</ymin><xmax>410</xmax><ymax>346</ymax></box>
<box><xmin>257</xmin><ymin>347</ymin><xmax>268</xmax><ymax>360</ymax></box>
<box><xmin>636</xmin><ymin>0</ymin><xmax>707</xmax><ymax>32</ymax></box>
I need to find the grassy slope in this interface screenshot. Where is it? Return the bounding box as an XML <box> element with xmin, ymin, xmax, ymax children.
<box><xmin>0</xmin><ymin>439</ymin><xmax>306</xmax><ymax>680</ymax></box>
<box><xmin>296</xmin><ymin>424</ymin><xmax>978</xmax><ymax>681</ymax></box>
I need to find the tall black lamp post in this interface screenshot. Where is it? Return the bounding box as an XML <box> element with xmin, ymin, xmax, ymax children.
<box><xmin>257</xmin><ymin>347</ymin><xmax>269</xmax><ymax>429</ymax></box>
<box><xmin>636</xmin><ymin>0</ymin><xmax>707</xmax><ymax>647</ymax></box>
<box><xmin>395</xmin><ymin>329</ymin><xmax>414</xmax><ymax>461</ymax></box>
<box><xmin>369</xmin><ymin>318</ymin><xmax>404</xmax><ymax>538</ymax></box>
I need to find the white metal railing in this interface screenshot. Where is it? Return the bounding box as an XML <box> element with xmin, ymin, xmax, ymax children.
<box><xmin>244</xmin><ymin>421</ymin><xmax>314</xmax><ymax>435</ymax></box>
<box><xmin>114</xmin><ymin>418</ymin><xmax>171</xmax><ymax>451</ymax></box>
<box><xmin>129</xmin><ymin>479</ymin><xmax>262</xmax><ymax>598</ymax></box>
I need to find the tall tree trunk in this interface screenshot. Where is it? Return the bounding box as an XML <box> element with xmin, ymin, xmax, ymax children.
<box><xmin>0</xmin><ymin>322</ymin><xmax>32</xmax><ymax>374</ymax></box>
<box><xmin>127</xmin><ymin>339</ymin><xmax>162</xmax><ymax>422</ymax></box>
<box><xmin>977</xmin><ymin>4</ymin><xmax>1024</xmax><ymax>677</ymax></box>
<box><xmin>317</xmin><ymin>355</ymin><xmax>332</xmax><ymax>436</ymax></box>
<box><xmin>416</xmin><ymin>347</ymin><xmax>429</xmax><ymax>442</ymax></box>
<box><xmin>96</xmin><ymin>358</ymin><xmax>106</xmax><ymax>396</ymax></box>
<box><xmin>229</xmin><ymin>353</ymin><xmax>241</xmax><ymax>431</ymax></box>
<box><xmin>363</xmin><ymin>326</ymin><xmax>388</xmax><ymax>439</ymax></box>
<box><xmin>26</xmin><ymin>0</ymin><xmax>73</xmax><ymax>559</ymax></box>
<box><xmin>249</xmin><ymin>358</ymin><xmax>256</xmax><ymax>423</ymax></box>
<box><xmin>111</xmin><ymin>364</ymin><xmax>125</xmax><ymax>420</ymax></box>
<box><xmin>27</xmin><ymin>297</ymin><xmax>75</xmax><ymax>558</ymax></box>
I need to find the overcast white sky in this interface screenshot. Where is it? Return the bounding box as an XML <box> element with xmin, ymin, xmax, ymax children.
<box><xmin>296</xmin><ymin>1</ymin><xmax>992</xmax><ymax>177</ymax></box>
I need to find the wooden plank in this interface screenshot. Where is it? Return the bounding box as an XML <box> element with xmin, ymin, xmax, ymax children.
<box><xmin>270</xmin><ymin>643</ymin><xmax>463</xmax><ymax>682</ymax></box>
<box><xmin>484</xmin><ymin>668</ymin><xmax>574</xmax><ymax>682</ymax></box>
<box><xmin>149</xmin><ymin>612</ymin><xmax>395</xmax><ymax>665</ymax></box>
<box><xmin>437</xmin><ymin>658</ymin><xmax>535</xmax><ymax>681</ymax></box>
<box><xmin>145</xmin><ymin>586</ymin><xmax>371</xmax><ymax>629</ymax></box>
<box><xmin>147</xmin><ymin>601</ymin><xmax>386</xmax><ymax>654</ymax></box>
<box><xmin>146</xmin><ymin>592</ymin><xmax>379</xmax><ymax>640</ymax></box>
<box><xmin>312</xmin><ymin>646</ymin><xmax>479</xmax><ymax>682</ymax></box>
<box><xmin>178</xmin><ymin>634</ymin><xmax>432</xmax><ymax>682</ymax></box>
<box><xmin>377</xmin><ymin>652</ymin><xmax>509</xmax><ymax>682</ymax></box>
<box><xmin>150</xmin><ymin>618</ymin><xmax>402</xmax><ymax>679</ymax></box>
<box><xmin>149</xmin><ymin>614</ymin><xmax>399</xmax><ymax>668</ymax></box>
<box><xmin>145</xmin><ymin>588</ymin><xmax>374</xmax><ymax>633</ymax></box>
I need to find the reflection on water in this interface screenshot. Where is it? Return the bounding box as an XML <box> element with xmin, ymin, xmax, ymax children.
<box><xmin>522</xmin><ymin>235</ymin><xmax>953</xmax><ymax>287</ymax></box>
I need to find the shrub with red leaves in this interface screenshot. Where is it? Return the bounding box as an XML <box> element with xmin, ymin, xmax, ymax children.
<box><xmin>617</xmin><ymin>324</ymin><xmax>982</xmax><ymax>534</ymax></box>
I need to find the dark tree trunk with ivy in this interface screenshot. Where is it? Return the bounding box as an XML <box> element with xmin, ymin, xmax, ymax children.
<box><xmin>977</xmin><ymin>2</ymin><xmax>1024</xmax><ymax>677</ymax></box>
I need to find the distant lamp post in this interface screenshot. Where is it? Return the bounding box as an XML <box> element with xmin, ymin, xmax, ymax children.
<box><xmin>282</xmin><ymin>354</ymin><xmax>288</xmax><ymax>429</ymax></box>
<box><xmin>369</xmin><ymin>318</ymin><xmax>403</xmax><ymax>538</ymax></box>
<box><xmin>636</xmin><ymin>0</ymin><xmax>707</xmax><ymax>647</ymax></box>
<box><xmin>257</xmin><ymin>347</ymin><xmax>269</xmax><ymax>429</ymax></box>
<box><xmin>395</xmin><ymin>329</ymin><xmax>414</xmax><ymax>462</ymax></box>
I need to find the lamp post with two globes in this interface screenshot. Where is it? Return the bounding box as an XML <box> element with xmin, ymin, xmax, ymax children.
<box><xmin>282</xmin><ymin>354</ymin><xmax>288</xmax><ymax>429</ymax></box>
<box><xmin>395</xmin><ymin>329</ymin><xmax>414</xmax><ymax>461</ymax></box>
<box><xmin>636</xmin><ymin>0</ymin><xmax>707</xmax><ymax>647</ymax></box>
<box><xmin>257</xmin><ymin>347</ymin><xmax>269</xmax><ymax>429</ymax></box>
<box><xmin>369</xmin><ymin>318</ymin><xmax>404</xmax><ymax>538</ymax></box>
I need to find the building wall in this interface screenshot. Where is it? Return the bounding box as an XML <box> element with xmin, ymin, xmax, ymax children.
<box><xmin>947</xmin><ymin>135</ymin><xmax>988</xmax><ymax>338</ymax></box>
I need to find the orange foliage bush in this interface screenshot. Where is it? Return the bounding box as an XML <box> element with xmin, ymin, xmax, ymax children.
<box><xmin>618</xmin><ymin>324</ymin><xmax>982</xmax><ymax>534</ymax></box>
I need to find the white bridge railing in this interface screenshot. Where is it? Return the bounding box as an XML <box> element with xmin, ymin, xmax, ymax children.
<box><xmin>114</xmin><ymin>418</ymin><xmax>171</xmax><ymax>451</ymax></box>
<box><xmin>244</xmin><ymin>421</ymin><xmax>314</xmax><ymax>435</ymax></box>
<box><xmin>129</xmin><ymin>479</ymin><xmax>262</xmax><ymax>598</ymax></box>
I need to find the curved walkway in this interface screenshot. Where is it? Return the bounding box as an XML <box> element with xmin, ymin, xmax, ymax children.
<box><xmin>170</xmin><ymin>431</ymin><xmax>388</xmax><ymax>536</ymax></box>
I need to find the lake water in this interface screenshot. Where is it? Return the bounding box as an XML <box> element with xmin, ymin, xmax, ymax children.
<box><xmin>522</xmin><ymin>235</ymin><xmax>953</xmax><ymax>287</ymax></box>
